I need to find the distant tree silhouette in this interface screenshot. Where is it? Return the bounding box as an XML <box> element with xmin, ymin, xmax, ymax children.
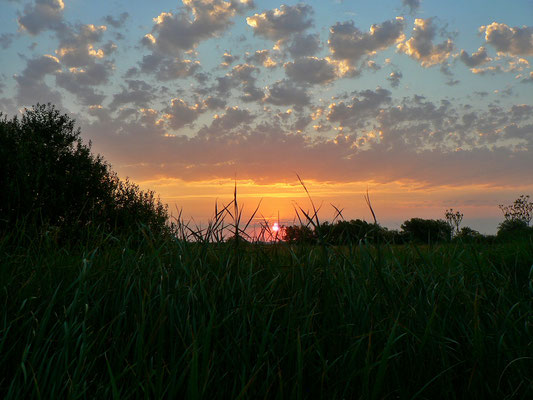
<box><xmin>316</xmin><ymin>219</ymin><xmax>384</xmax><ymax>244</ymax></box>
<box><xmin>499</xmin><ymin>195</ymin><xmax>533</xmax><ymax>226</ymax></box>
<box><xmin>445</xmin><ymin>208</ymin><xmax>463</xmax><ymax>237</ymax></box>
<box><xmin>401</xmin><ymin>218</ymin><xmax>452</xmax><ymax>244</ymax></box>
<box><xmin>283</xmin><ymin>224</ymin><xmax>315</xmax><ymax>243</ymax></box>
<box><xmin>0</xmin><ymin>104</ymin><xmax>169</xmax><ymax>238</ymax></box>
<box><xmin>497</xmin><ymin>219</ymin><xmax>532</xmax><ymax>240</ymax></box>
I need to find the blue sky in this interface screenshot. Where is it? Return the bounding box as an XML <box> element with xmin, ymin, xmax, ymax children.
<box><xmin>1</xmin><ymin>0</ymin><xmax>533</xmax><ymax>232</ymax></box>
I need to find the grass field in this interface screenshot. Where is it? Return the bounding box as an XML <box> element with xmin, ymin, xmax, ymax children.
<box><xmin>1</xmin><ymin>224</ymin><xmax>532</xmax><ymax>399</ymax></box>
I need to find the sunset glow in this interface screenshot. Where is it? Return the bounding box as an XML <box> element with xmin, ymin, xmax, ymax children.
<box><xmin>1</xmin><ymin>0</ymin><xmax>532</xmax><ymax>233</ymax></box>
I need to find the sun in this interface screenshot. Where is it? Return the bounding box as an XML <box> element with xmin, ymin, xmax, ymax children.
<box><xmin>272</xmin><ymin>222</ymin><xmax>280</xmax><ymax>232</ymax></box>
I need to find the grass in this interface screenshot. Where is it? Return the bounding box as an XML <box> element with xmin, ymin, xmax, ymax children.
<box><xmin>1</xmin><ymin>222</ymin><xmax>532</xmax><ymax>399</ymax></box>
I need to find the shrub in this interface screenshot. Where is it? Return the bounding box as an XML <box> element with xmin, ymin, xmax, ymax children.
<box><xmin>317</xmin><ymin>219</ymin><xmax>387</xmax><ymax>244</ymax></box>
<box><xmin>0</xmin><ymin>104</ymin><xmax>169</xmax><ymax>238</ymax></box>
<box><xmin>401</xmin><ymin>218</ymin><xmax>452</xmax><ymax>244</ymax></box>
<box><xmin>497</xmin><ymin>219</ymin><xmax>532</xmax><ymax>241</ymax></box>
<box><xmin>454</xmin><ymin>226</ymin><xmax>484</xmax><ymax>242</ymax></box>
<box><xmin>283</xmin><ymin>224</ymin><xmax>315</xmax><ymax>243</ymax></box>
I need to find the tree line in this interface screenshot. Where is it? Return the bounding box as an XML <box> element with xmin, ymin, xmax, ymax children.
<box><xmin>282</xmin><ymin>198</ymin><xmax>533</xmax><ymax>245</ymax></box>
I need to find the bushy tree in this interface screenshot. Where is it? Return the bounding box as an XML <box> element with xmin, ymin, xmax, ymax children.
<box><xmin>499</xmin><ymin>195</ymin><xmax>533</xmax><ymax>226</ymax></box>
<box><xmin>0</xmin><ymin>104</ymin><xmax>169</xmax><ymax>238</ymax></box>
<box><xmin>317</xmin><ymin>219</ymin><xmax>384</xmax><ymax>244</ymax></box>
<box><xmin>454</xmin><ymin>226</ymin><xmax>483</xmax><ymax>242</ymax></box>
<box><xmin>497</xmin><ymin>219</ymin><xmax>532</xmax><ymax>240</ymax></box>
<box><xmin>283</xmin><ymin>224</ymin><xmax>315</xmax><ymax>243</ymax></box>
<box><xmin>401</xmin><ymin>218</ymin><xmax>452</xmax><ymax>244</ymax></box>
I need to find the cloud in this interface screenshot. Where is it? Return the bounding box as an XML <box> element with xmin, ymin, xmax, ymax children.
<box><xmin>387</xmin><ymin>71</ymin><xmax>403</xmax><ymax>87</ymax></box>
<box><xmin>15</xmin><ymin>54</ymin><xmax>61</xmax><ymax>81</ymax></box>
<box><xmin>54</xmin><ymin>62</ymin><xmax>111</xmax><ymax>105</ymax></box>
<box><xmin>264</xmin><ymin>79</ymin><xmax>310</xmax><ymax>108</ymax></box>
<box><xmin>202</xmin><ymin>96</ymin><xmax>227</xmax><ymax>109</ymax></box>
<box><xmin>215</xmin><ymin>63</ymin><xmax>263</xmax><ymax>102</ymax></box>
<box><xmin>327</xmin><ymin>88</ymin><xmax>392</xmax><ymax>126</ymax></box>
<box><xmin>506</xmin><ymin>57</ymin><xmax>529</xmax><ymax>72</ymax></box>
<box><xmin>146</xmin><ymin>0</ymin><xmax>253</xmax><ymax>54</ymax></box>
<box><xmin>398</xmin><ymin>18</ymin><xmax>454</xmax><ymax>67</ymax></box>
<box><xmin>480</xmin><ymin>22</ymin><xmax>533</xmax><ymax>56</ymax></box>
<box><xmin>109</xmin><ymin>79</ymin><xmax>156</xmax><ymax>110</ymax></box>
<box><xmin>504</xmin><ymin>123</ymin><xmax>533</xmax><ymax>140</ymax></box>
<box><xmin>14</xmin><ymin>54</ymin><xmax>63</xmax><ymax>106</ymax></box>
<box><xmin>84</xmin><ymin>99</ymin><xmax>533</xmax><ymax>188</ymax></box>
<box><xmin>244</xmin><ymin>49</ymin><xmax>277</xmax><ymax>68</ymax></box>
<box><xmin>18</xmin><ymin>0</ymin><xmax>65</xmax><ymax>35</ymax></box>
<box><xmin>365</xmin><ymin>60</ymin><xmax>381</xmax><ymax>71</ymax></box>
<box><xmin>164</xmin><ymin>98</ymin><xmax>205</xmax><ymax>130</ymax></box>
<box><xmin>199</xmin><ymin>106</ymin><xmax>255</xmax><ymax>136</ymax></box>
<box><xmin>139</xmin><ymin>54</ymin><xmax>200</xmax><ymax>81</ymax></box>
<box><xmin>521</xmin><ymin>71</ymin><xmax>533</xmax><ymax>83</ymax></box>
<box><xmin>220</xmin><ymin>51</ymin><xmax>238</xmax><ymax>67</ymax></box>
<box><xmin>510</xmin><ymin>104</ymin><xmax>533</xmax><ymax>120</ymax></box>
<box><xmin>284</xmin><ymin>57</ymin><xmax>338</xmax><ymax>85</ymax></box>
<box><xmin>55</xmin><ymin>24</ymin><xmax>108</xmax><ymax>67</ymax></box>
<box><xmin>402</xmin><ymin>0</ymin><xmax>421</xmax><ymax>14</ymax></box>
<box><xmin>246</xmin><ymin>4</ymin><xmax>313</xmax><ymax>41</ymax></box>
<box><xmin>55</xmin><ymin>73</ymin><xmax>106</xmax><ymax>105</ymax></box>
<box><xmin>140</xmin><ymin>1</ymin><xmax>253</xmax><ymax>81</ymax></box>
<box><xmin>103</xmin><ymin>12</ymin><xmax>129</xmax><ymax>28</ymax></box>
<box><xmin>471</xmin><ymin>65</ymin><xmax>502</xmax><ymax>75</ymax></box>
<box><xmin>0</xmin><ymin>33</ymin><xmax>14</xmax><ymax>49</ymax></box>
<box><xmin>285</xmin><ymin>33</ymin><xmax>321</xmax><ymax>57</ymax></box>
<box><xmin>328</xmin><ymin>18</ymin><xmax>405</xmax><ymax>74</ymax></box>
<box><xmin>459</xmin><ymin>46</ymin><xmax>491</xmax><ymax>67</ymax></box>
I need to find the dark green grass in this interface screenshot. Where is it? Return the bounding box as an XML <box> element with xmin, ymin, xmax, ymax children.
<box><xmin>1</xmin><ymin>227</ymin><xmax>532</xmax><ymax>399</ymax></box>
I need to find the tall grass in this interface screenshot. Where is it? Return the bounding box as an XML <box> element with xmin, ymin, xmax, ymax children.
<box><xmin>1</xmin><ymin>218</ymin><xmax>532</xmax><ymax>399</ymax></box>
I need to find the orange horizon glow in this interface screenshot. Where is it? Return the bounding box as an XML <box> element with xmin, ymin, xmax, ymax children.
<box><xmin>129</xmin><ymin>176</ymin><xmax>533</xmax><ymax>234</ymax></box>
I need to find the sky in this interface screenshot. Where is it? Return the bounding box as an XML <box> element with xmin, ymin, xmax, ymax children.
<box><xmin>1</xmin><ymin>0</ymin><xmax>533</xmax><ymax>233</ymax></box>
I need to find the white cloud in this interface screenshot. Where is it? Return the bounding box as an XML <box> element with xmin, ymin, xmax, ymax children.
<box><xmin>480</xmin><ymin>22</ymin><xmax>533</xmax><ymax>56</ymax></box>
<box><xmin>18</xmin><ymin>0</ymin><xmax>65</xmax><ymax>35</ymax></box>
<box><xmin>246</xmin><ymin>4</ymin><xmax>313</xmax><ymax>42</ymax></box>
<box><xmin>328</xmin><ymin>18</ymin><xmax>405</xmax><ymax>74</ymax></box>
<box><xmin>284</xmin><ymin>57</ymin><xmax>338</xmax><ymax>85</ymax></box>
<box><xmin>398</xmin><ymin>18</ymin><xmax>454</xmax><ymax>67</ymax></box>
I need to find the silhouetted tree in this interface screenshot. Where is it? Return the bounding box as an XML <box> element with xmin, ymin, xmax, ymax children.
<box><xmin>497</xmin><ymin>219</ymin><xmax>532</xmax><ymax>240</ymax></box>
<box><xmin>283</xmin><ymin>224</ymin><xmax>315</xmax><ymax>243</ymax></box>
<box><xmin>454</xmin><ymin>226</ymin><xmax>483</xmax><ymax>242</ymax></box>
<box><xmin>0</xmin><ymin>104</ymin><xmax>169</xmax><ymax>238</ymax></box>
<box><xmin>445</xmin><ymin>208</ymin><xmax>463</xmax><ymax>237</ymax></box>
<box><xmin>317</xmin><ymin>219</ymin><xmax>384</xmax><ymax>244</ymax></box>
<box><xmin>499</xmin><ymin>195</ymin><xmax>533</xmax><ymax>226</ymax></box>
<box><xmin>401</xmin><ymin>218</ymin><xmax>452</xmax><ymax>244</ymax></box>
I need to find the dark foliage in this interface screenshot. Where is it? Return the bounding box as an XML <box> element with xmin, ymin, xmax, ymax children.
<box><xmin>283</xmin><ymin>224</ymin><xmax>315</xmax><ymax>243</ymax></box>
<box><xmin>401</xmin><ymin>217</ymin><xmax>452</xmax><ymax>244</ymax></box>
<box><xmin>0</xmin><ymin>104</ymin><xmax>169</xmax><ymax>239</ymax></box>
<box><xmin>445</xmin><ymin>208</ymin><xmax>463</xmax><ymax>236</ymax></box>
<box><xmin>283</xmin><ymin>220</ymin><xmax>408</xmax><ymax>245</ymax></box>
<box><xmin>454</xmin><ymin>226</ymin><xmax>483</xmax><ymax>242</ymax></box>
<box><xmin>497</xmin><ymin>218</ymin><xmax>533</xmax><ymax>241</ymax></box>
<box><xmin>317</xmin><ymin>219</ymin><xmax>386</xmax><ymax>244</ymax></box>
<box><xmin>499</xmin><ymin>194</ymin><xmax>533</xmax><ymax>226</ymax></box>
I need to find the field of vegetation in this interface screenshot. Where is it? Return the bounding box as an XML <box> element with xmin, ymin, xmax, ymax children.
<box><xmin>1</xmin><ymin>105</ymin><xmax>532</xmax><ymax>398</ymax></box>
